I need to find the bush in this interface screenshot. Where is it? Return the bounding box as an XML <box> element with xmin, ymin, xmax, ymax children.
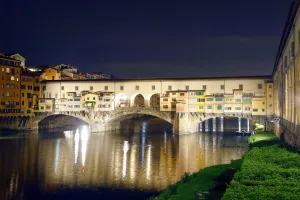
<box><xmin>222</xmin><ymin>140</ymin><xmax>300</xmax><ymax>200</ymax></box>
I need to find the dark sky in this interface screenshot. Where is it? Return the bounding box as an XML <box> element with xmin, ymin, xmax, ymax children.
<box><xmin>0</xmin><ymin>0</ymin><xmax>293</xmax><ymax>78</ymax></box>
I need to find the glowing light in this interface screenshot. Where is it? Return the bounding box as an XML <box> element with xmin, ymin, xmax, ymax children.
<box><xmin>122</xmin><ymin>141</ymin><xmax>129</xmax><ymax>178</ymax></box>
<box><xmin>81</xmin><ymin>125</ymin><xmax>90</xmax><ymax>167</ymax></box>
<box><xmin>141</xmin><ymin>132</ymin><xmax>146</xmax><ymax>166</ymax></box>
<box><xmin>54</xmin><ymin>139</ymin><xmax>61</xmax><ymax>175</ymax></box>
<box><xmin>74</xmin><ymin>129</ymin><xmax>80</xmax><ymax>165</ymax></box>
<box><xmin>146</xmin><ymin>145</ymin><xmax>151</xmax><ymax>181</ymax></box>
<box><xmin>142</xmin><ymin>121</ymin><xmax>147</xmax><ymax>133</ymax></box>
<box><xmin>64</xmin><ymin>130</ymin><xmax>73</xmax><ymax>139</ymax></box>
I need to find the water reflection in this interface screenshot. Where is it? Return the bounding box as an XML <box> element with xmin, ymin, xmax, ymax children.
<box><xmin>0</xmin><ymin>118</ymin><xmax>248</xmax><ymax>200</ymax></box>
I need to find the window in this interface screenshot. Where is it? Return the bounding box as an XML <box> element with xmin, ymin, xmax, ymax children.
<box><xmin>196</xmin><ymin>91</ymin><xmax>204</xmax><ymax>95</ymax></box>
<box><xmin>199</xmin><ymin>106</ymin><xmax>204</xmax><ymax>109</ymax></box>
<box><xmin>258</xmin><ymin>84</ymin><xmax>262</xmax><ymax>89</ymax></box>
<box><xmin>6</xmin><ymin>92</ymin><xmax>9</xmax><ymax>96</ymax></box>
<box><xmin>262</xmin><ymin>101</ymin><xmax>265</xmax><ymax>105</ymax></box>
<box><xmin>163</xmin><ymin>98</ymin><xmax>168</xmax><ymax>101</ymax></box>
<box><xmin>28</xmin><ymin>86</ymin><xmax>32</xmax><ymax>90</ymax></box>
<box><xmin>207</xmin><ymin>105</ymin><xmax>212</xmax><ymax>109</ymax></box>
<box><xmin>215</xmin><ymin>97</ymin><xmax>223</xmax><ymax>101</ymax></box>
<box><xmin>11</xmin><ymin>76</ymin><xmax>15</xmax><ymax>81</ymax></box>
<box><xmin>152</xmin><ymin>85</ymin><xmax>155</xmax><ymax>90</ymax></box>
<box><xmin>74</xmin><ymin>105</ymin><xmax>80</xmax><ymax>108</ymax></box>
<box><xmin>75</xmin><ymin>86</ymin><xmax>79</xmax><ymax>91</ymax></box>
<box><xmin>269</xmin><ymin>94</ymin><xmax>272</xmax><ymax>98</ymax></box>
<box><xmin>55</xmin><ymin>93</ymin><xmax>58</xmax><ymax>99</ymax></box>
<box><xmin>93</xmin><ymin>97</ymin><xmax>96</xmax><ymax>100</ymax></box>
<box><xmin>269</xmin><ymin>85</ymin><xmax>272</xmax><ymax>89</ymax></box>
<box><xmin>239</xmin><ymin>84</ymin><xmax>243</xmax><ymax>90</ymax></box>
<box><xmin>197</xmin><ymin>98</ymin><xmax>205</xmax><ymax>102</ymax></box>
<box><xmin>1</xmin><ymin>84</ymin><xmax>3</xmax><ymax>88</ymax></box>
<box><xmin>245</xmin><ymin>107</ymin><xmax>251</xmax><ymax>111</ymax></box>
<box><xmin>6</xmin><ymin>68</ymin><xmax>10</xmax><ymax>73</ymax></box>
<box><xmin>135</xmin><ymin>85</ymin><xmax>139</xmax><ymax>90</ymax></box>
<box><xmin>120</xmin><ymin>86</ymin><xmax>124</xmax><ymax>90</ymax></box>
<box><xmin>61</xmin><ymin>86</ymin><xmax>64</xmax><ymax>90</ymax></box>
<box><xmin>48</xmin><ymin>93</ymin><xmax>51</xmax><ymax>98</ymax></box>
<box><xmin>22</xmin><ymin>93</ymin><xmax>24</xmax><ymax>97</ymax></box>
<box><xmin>269</xmin><ymin>104</ymin><xmax>272</xmax><ymax>107</ymax></box>
<box><xmin>206</xmin><ymin>98</ymin><xmax>213</xmax><ymax>101</ymax></box>
<box><xmin>284</xmin><ymin>56</ymin><xmax>287</xmax><ymax>68</ymax></box>
<box><xmin>87</xmin><ymin>97</ymin><xmax>90</xmax><ymax>100</ymax></box>
<box><xmin>6</xmin><ymin>84</ymin><xmax>10</xmax><ymax>88</ymax></box>
<box><xmin>172</xmin><ymin>92</ymin><xmax>176</xmax><ymax>95</ymax></box>
<box><xmin>220</xmin><ymin>85</ymin><xmax>225</xmax><ymax>90</ymax></box>
<box><xmin>180</xmin><ymin>93</ymin><xmax>185</xmax><ymax>96</ymax></box>
<box><xmin>172</xmin><ymin>105</ymin><xmax>176</xmax><ymax>109</ymax></box>
<box><xmin>21</xmin><ymin>85</ymin><xmax>25</xmax><ymax>89</ymax></box>
<box><xmin>168</xmin><ymin>85</ymin><xmax>172</xmax><ymax>90</ymax></box>
<box><xmin>253</xmin><ymin>109</ymin><xmax>258</xmax><ymax>112</ymax></box>
<box><xmin>185</xmin><ymin>85</ymin><xmax>189</xmax><ymax>90</ymax></box>
<box><xmin>235</xmin><ymin>107</ymin><xmax>242</xmax><ymax>110</ymax></box>
<box><xmin>36</xmin><ymin>78</ymin><xmax>39</xmax><ymax>83</ymax></box>
<box><xmin>225</xmin><ymin>107</ymin><xmax>232</xmax><ymax>110</ymax></box>
<box><xmin>40</xmin><ymin>106</ymin><xmax>44</xmax><ymax>110</ymax></box>
<box><xmin>163</xmin><ymin>105</ymin><xmax>168</xmax><ymax>109</ymax></box>
<box><xmin>105</xmin><ymin>86</ymin><xmax>108</xmax><ymax>90</ymax></box>
<box><xmin>202</xmin><ymin>85</ymin><xmax>207</xmax><ymax>90</ymax></box>
<box><xmin>217</xmin><ymin>105</ymin><xmax>222</xmax><ymax>110</ymax></box>
<box><xmin>262</xmin><ymin>109</ymin><xmax>265</xmax><ymax>112</ymax></box>
<box><xmin>43</xmin><ymin>86</ymin><xmax>46</xmax><ymax>90</ymax></box>
<box><xmin>10</xmin><ymin>84</ymin><xmax>15</xmax><ymax>89</ymax></box>
<box><xmin>235</xmin><ymin>99</ymin><xmax>242</xmax><ymax>102</ymax></box>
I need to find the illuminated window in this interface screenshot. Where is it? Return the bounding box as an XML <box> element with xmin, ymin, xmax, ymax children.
<box><xmin>11</xmin><ymin>76</ymin><xmax>14</xmax><ymax>81</ymax></box>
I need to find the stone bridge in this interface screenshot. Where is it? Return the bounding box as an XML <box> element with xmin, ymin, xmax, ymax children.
<box><xmin>0</xmin><ymin>107</ymin><xmax>271</xmax><ymax>134</ymax></box>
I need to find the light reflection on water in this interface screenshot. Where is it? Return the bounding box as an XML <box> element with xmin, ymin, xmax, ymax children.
<box><xmin>0</xmin><ymin>118</ymin><xmax>249</xmax><ymax>200</ymax></box>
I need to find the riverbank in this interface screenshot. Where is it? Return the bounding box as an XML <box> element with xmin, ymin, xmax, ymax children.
<box><xmin>222</xmin><ymin>131</ymin><xmax>300</xmax><ymax>200</ymax></box>
<box><xmin>151</xmin><ymin>159</ymin><xmax>242</xmax><ymax>200</ymax></box>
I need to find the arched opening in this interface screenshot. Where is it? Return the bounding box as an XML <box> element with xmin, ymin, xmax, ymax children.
<box><xmin>149</xmin><ymin>93</ymin><xmax>160</xmax><ymax>109</ymax></box>
<box><xmin>38</xmin><ymin>114</ymin><xmax>88</xmax><ymax>130</ymax></box>
<box><xmin>109</xmin><ymin>113</ymin><xmax>173</xmax><ymax>134</ymax></box>
<box><xmin>199</xmin><ymin>117</ymin><xmax>252</xmax><ymax>133</ymax></box>
<box><xmin>133</xmin><ymin>94</ymin><xmax>145</xmax><ymax>107</ymax></box>
<box><xmin>115</xmin><ymin>93</ymin><xmax>129</xmax><ymax>108</ymax></box>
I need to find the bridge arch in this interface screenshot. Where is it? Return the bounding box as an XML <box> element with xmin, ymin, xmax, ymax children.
<box><xmin>130</xmin><ymin>94</ymin><xmax>145</xmax><ymax>107</ymax></box>
<box><xmin>37</xmin><ymin>114</ymin><xmax>90</xmax><ymax>129</ymax></box>
<box><xmin>115</xmin><ymin>93</ymin><xmax>129</xmax><ymax>108</ymax></box>
<box><xmin>147</xmin><ymin>93</ymin><xmax>160</xmax><ymax>108</ymax></box>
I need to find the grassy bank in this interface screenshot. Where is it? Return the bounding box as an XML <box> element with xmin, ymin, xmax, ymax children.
<box><xmin>152</xmin><ymin>159</ymin><xmax>242</xmax><ymax>200</ymax></box>
<box><xmin>222</xmin><ymin>131</ymin><xmax>300</xmax><ymax>200</ymax></box>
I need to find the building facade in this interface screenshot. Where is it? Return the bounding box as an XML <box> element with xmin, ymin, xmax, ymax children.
<box><xmin>39</xmin><ymin>77</ymin><xmax>273</xmax><ymax>117</ymax></box>
<box><xmin>272</xmin><ymin>0</ymin><xmax>300</xmax><ymax>148</ymax></box>
<box><xmin>0</xmin><ymin>53</ymin><xmax>22</xmax><ymax>116</ymax></box>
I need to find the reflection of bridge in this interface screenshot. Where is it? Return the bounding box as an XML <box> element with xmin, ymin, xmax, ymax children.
<box><xmin>1</xmin><ymin>107</ymin><xmax>269</xmax><ymax>134</ymax></box>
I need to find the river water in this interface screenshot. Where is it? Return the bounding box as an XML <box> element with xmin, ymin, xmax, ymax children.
<box><xmin>0</xmin><ymin>118</ymin><xmax>249</xmax><ymax>200</ymax></box>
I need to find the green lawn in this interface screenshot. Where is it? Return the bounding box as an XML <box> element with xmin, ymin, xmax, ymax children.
<box><xmin>152</xmin><ymin>160</ymin><xmax>242</xmax><ymax>200</ymax></box>
<box><xmin>222</xmin><ymin>132</ymin><xmax>300</xmax><ymax>200</ymax></box>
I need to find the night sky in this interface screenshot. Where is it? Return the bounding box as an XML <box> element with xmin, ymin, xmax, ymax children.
<box><xmin>0</xmin><ymin>0</ymin><xmax>293</xmax><ymax>78</ymax></box>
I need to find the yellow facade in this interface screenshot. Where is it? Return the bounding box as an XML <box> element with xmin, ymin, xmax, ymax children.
<box><xmin>21</xmin><ymin>75</ymin><xmax>34</xmax><ymax>115</ymax></box>
<box><xmin>41</xmin><ymin>67</ymin><xmax>61</xmax><ymax>80</ymax></box>
<box><xmin>252</xmin><ymin>98</ymin><xmax>267</xmax><ymax>116</ymax></box>
<box><xmin>0</xmin><ymin>54</ymin><xmax>21</xmax><ymax>116</ymax></box>
<box><xmin>196</xmin><ymin>90</ymin><xmax>206</xmax><ymax>112</ymax></box>
<box><xmin>266</xmin><ymin>82</ymin><xmax>274</xmax><ymax>115</ymax></box>
<box><xmin>160</xmin><ymin>93</ymin><xmax>176</xmax><ymax>111</ymax></box>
